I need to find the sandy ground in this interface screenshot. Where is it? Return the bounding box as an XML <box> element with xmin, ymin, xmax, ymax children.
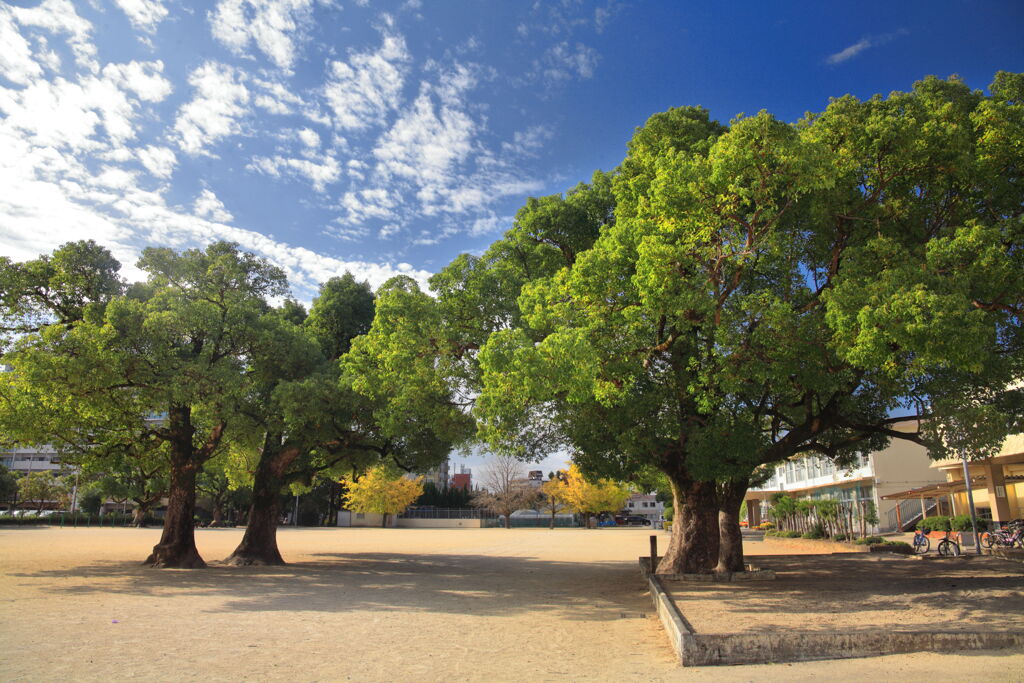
<box><xmin>0</xmin><ymin>527</ymin><xmax>1021</xmax><ymax>682</ymax></box>
<box><xmin>666</xmin><ymin>548</ymin><xmax>1024</xmax><ymax>634</ymax></box>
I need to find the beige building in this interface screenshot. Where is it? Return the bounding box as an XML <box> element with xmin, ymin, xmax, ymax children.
<box><xmin>745</xmin><ymin>422</ymin><xmax>947</xmax><ymax>532</ymax></box>
<box><xmin>883</xmin><ymin>433</ymin><xmax>1024</xmax><ymax>528</ymax></box>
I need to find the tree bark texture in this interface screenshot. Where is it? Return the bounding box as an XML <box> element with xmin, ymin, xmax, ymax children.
<box><xmin>224</xmin><ymin>439</ymin><xmax>298</xmax><ymax>566</ymax></box>
<box><xmin>657</xmin><ymin>472</ymin><xmax>719</xmax><ymax>575</ymax></box>
<box><xmin>144</xmin><ymin>456</ymin><xmax>204</xmax><ymax>568</ymax></box>
<box><xmin>715</xmin><ymin>477</ymin><xmax>749</xmax><ymax>573</ymax></box>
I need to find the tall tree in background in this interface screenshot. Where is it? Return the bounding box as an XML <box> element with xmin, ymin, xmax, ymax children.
<box><xmin>556</xmin><ymin>465</ymin><xmax>631</xmax><ymax>529</ymax></box>
<box><xmin>341</xmin><ymin>464</ymin><xmax>424</xmax><ymax>527</ymax></box>
<box><xmin>1</xmin><ymin>242</ymin><xmax>287</xmax><ymax>567</ymax></box>
<box><xmin>305</xmin><ymin>274</ymin><xmax>375</xmax><ymax>359</ymax></box>
<box><xmin>226</xmin><ymin>274</ymin><xmax>471</xmax><ymax>564</ymax></box>
<box><xmin>471</xmin><ymin>456</ymin><xmax>539</xmax><ymax>528</ymax></box>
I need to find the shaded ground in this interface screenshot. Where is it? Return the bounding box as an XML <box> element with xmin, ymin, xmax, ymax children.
<box><xmin>668</xmin><ymin>542</ymin><xmax>1024</xmax><ymax>635</ymax></box>
<box><xmin>0</xmin><ymin>527</ymin><xmax>1022</xmax><ymax>681</ymax></box>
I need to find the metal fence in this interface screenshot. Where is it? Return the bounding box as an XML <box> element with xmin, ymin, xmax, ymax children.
<box><xmin>399</xmin><ymin>507</ymin><xmax>496</xmax><ymax>519</ymax></box>
<box><xmin>483</xmin><ymin>516</ymin><xmax>580</xmax><ymax>528</ymax></box>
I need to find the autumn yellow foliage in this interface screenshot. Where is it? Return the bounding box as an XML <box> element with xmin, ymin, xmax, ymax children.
<box><xmin>552</xmin><ymin>465</ymin><xmax>632</xmax><ymax>525</ymax></box>
<box><xmin>340</xmin><ymin>465</ymin><xmax>424</xmax><ymax>525</ymax></box>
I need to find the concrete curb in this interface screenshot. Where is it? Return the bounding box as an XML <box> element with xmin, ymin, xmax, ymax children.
<box><xmin>644</xmin><ymin>560</ymin><xmax>1024</xmax><ymax>666</ymax></box>
<box><xmin>639</xmin><ymin>557</ymin><xmax>775</xmax><ymax>581</ymax></box>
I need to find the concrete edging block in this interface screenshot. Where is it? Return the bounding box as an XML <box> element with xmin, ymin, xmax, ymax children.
<box><xmin>643</xmin><ymin>557</ymin><xmax>1024</xmax><ymax>666</ymax></box>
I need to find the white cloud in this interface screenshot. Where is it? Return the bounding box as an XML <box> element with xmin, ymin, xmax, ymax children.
<box><xmin>10</xmin><ymin>0</ymin><xmax>98</xmax><ymax>73</ymax></box>
<box><xmin>378</xmin><ymin>223</ymin><xmax>400</xmax><ymax>239</ymax></box>
<box><xmin>501</xmin><ymin>125</ymin><xmax>553</xmax><ymax>157</ymax></box>
<box><xmin>324</xmin><ymin>25</ymin><xmax>410</xmax><ymax>130</ymax></box>
<box><xmin>194</xmin><ymin>188</ymin><xmax>234</xmax><ymax>223</ymax></box>
<box><xmin>0</xmin><ymin>10</ymin><xmax>43</xmax><ymax>85</ymax></box>
<box><xmin>297</xmin><ymin>127</ymin><xmax>320</xmax><ymax>148</ymax></box>
<box><xmin>102</xmin><ymin>61</ymin><xmax>172</xmax><ymax>102</ymax></box>
<box><xmin>249</xmin><ymin>152</ymin><xmax>341</xmax><ymax>192</ymax></box>
<box><xmin>540</xmin><ymin>41</ymin><xmax>598</xmax><ymax>83</ymax></box>
<box><xmin>32</xmin><ymin>35</ymin><xmax>62</xmax><ymax>74</ymax></box>
<box><xmin>339</xmin><ymin>188</ymin><xmax>397</xmax><ymax>222</ymax></box>
<box><xmin>469</xmin><ymin>213</ymin><xmax>511</xmax><ymax>237</ymax></box>
<box><xmin>0</xmin><ymin>122</ymin><xmax>431</xmax><ymax>296</ymax></box>
<box><xmin>173</xmin><ymin>62</ymin><xmax>250</xmax><ymax>155</ymax></box>
<box><xmin>113</xmin><ymin>0</ymin><xmax>169</xmax><ymax>33</ymax></box>
<box><xmin>209</xmin><ymin>0</ymin><xmax>315</xmax><ymax>72</ymax></box>
<box><xmin>137</xmin><ymin>145</ymin><xmax>177</xmax><ymax>178</ymax></box>
<box><xmin>827</xmin><ymin>30</ymin><xmax>908</xmax><ymax>65</ymax></box>
<box><xmin>0</xmin><ymin>74</ymin><xmax>139</xmax><ymax>150</ymax></box>
<box><xmin>826</xmin><ymin>38</ymin><xmax>871</xmax><ymax>65</ymax></box>
<box><xmin>373</xmin><ymin>84</ymin><xmax>475</xmax><ymax>189</ymax></box>
<box><xmin>251</xmin><ymin>76</ymin><xmax>307</xmax><ymax>115</ymax></box>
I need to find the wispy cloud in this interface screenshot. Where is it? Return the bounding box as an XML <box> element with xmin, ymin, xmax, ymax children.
<box><xmin>173</xmin><ymin>61</ymin><xmax>250</xmax><ymax>155</ymax></box>
<box><xmin>323</xmin><ymin>19</ymin><xmax>410</xmax><ymax>130</ymax></box>
<box><xmin>827</xmin><ymin>30</ymin><xmax>908</xmax><ymax>65</ymax></box>
<box><xmin>208</xmin><ymin>0</ymin><xmax>315</xmax><ymax>72</ymax></box>
<box><xmin>113</xmin><ymin>0</ymin><xmax>169</xmax><ymax>34</ymax></box>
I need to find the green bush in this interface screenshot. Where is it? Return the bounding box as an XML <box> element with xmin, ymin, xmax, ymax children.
<box><xmin>802</xmin><ymin>522</ymin><xmax>826</xmax><ymax>539</ymax></box>
<box><xmin>663</xmin><ymin>506</ymin><xmax>673</xmax><ymax>522</ymax></box>
<box><xmin>832</xmin><ymin>533</ymin><xmax>850</xmax><ymax>542</ymax></box>
<box><xmin>917</xmin><ymin>515</ymin><xmax>951</xmax><ymax>532</ymax></box>
<box><xmin>775</xmin><ymin>529</ymin><xmax>802</xmax><ymax>538</ymax></box>
<box><xmin>854</xmin><ymin>536</ymin><xmax>885</xmax><ymax>545</ymax></box>
<box><xmin>950</xmin><ymin>514</ymin><xmax>974</xmax><ymax>532</ymax></box>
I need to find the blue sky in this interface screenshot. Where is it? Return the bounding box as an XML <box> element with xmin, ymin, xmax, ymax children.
<box><xmin>2</xmin><ymin>0</ymin><xmax>1022</xmax><ymax>304</ymax></box>
<box><xmin>1</xmin><ymin>0</ymin><xmax>1022</xmax><ymax>476</ymax></box>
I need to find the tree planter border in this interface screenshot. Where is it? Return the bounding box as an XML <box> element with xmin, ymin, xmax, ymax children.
<box><xmin>645</xmin><ymin>572</ymin><xmax>1024</xmax><ymax>666</ymax></box>
<box><xmin>639</xmin><ymin>556</ymin><xmax>776</xmax><ymax>581</ymax></box>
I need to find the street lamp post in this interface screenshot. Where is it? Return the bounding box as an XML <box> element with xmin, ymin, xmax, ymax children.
<box><xmin>960</xmin><ymin>450</ymin><xmax>983</xmax><ymax>555</ymax></box>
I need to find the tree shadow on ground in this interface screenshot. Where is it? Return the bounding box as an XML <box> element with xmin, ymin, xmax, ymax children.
<box><xmin>667</xmin><ymin>553</ymin><xmax>1024</xmax><ymax>633</ymax></box>
<box><xmin>12</xmin><ymin>551</ymin><xmax>650</xmax><ymax>621</ymax></box>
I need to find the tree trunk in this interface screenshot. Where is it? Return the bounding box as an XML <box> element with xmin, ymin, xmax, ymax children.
<box><xmin>504</xmin><ymin>512</ymin><xmax>511</xmax><ymax>529</ymax></box>
<box><xmin>224</xmin><ymin>438</ymin><xmax>297</xmax><ymax>566</ymax></box>
<box><xmin>144</xmin><ymin>405</ymin><xmax>222</xmax><ymax>568</ymax></box>
<box><xmin>144</xmin><ymin>457</ymin><xmax>204</xmax><ymax>568</ymax></box>
<box><xmin>211</xmin><ymin>500</ymin><xmax>224</xmax><ymax>527</ymax></box>
<box><xmin>550</xmin><ymin>508</ymin><xmax>555</xmax><ymax>530</ymax></box>
<box><xmin>716</xmin><ymin>477</ymin><xmax>748</xmax><ymax>573</ymax></box>
<box><xmin>381</xmin><ymin>512</ymin><xmax>388</xmax><ymax>528</ymax></box>
<box><xmin>657</xmin><ymin>471</ymin><xmax>719</xmax><ymax>575</ymax></box>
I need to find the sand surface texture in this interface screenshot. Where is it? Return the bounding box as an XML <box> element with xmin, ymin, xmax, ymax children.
<box><xmin>1</xmin><ymin>527</ymin><xmax>1022</xmax><ymax>682</ymax></box>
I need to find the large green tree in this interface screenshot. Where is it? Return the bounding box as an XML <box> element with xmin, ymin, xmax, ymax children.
<box><xmin>474</xmin><ymin>74</ymin><xmax>1024</xmax><ymax>574</ymax></box>
<box><xmin>1</xmin><ymin>242</ymin><xmax>288</xmax><ymax>567</ymax></box>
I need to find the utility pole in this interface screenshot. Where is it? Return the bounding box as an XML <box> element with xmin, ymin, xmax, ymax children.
<box><xmin>960</xmin><ymin>450</ymin><xmax>982</xmax><ymax>555</ymax></box>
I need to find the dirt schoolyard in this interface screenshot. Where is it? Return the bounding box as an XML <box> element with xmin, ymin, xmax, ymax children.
<box><xmin>664</xmin><ymin>551</ymin><xmax>1024</xmax><ymax>635</ymax></box>
<box><xmin>1</xmin><ymin>527</ymin><xmax>1022</xmax><ymax>682</ymax></box>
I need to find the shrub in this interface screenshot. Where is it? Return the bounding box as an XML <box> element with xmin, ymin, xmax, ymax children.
<box><xmin>950</xmin><ymin>514</ymin><xmax>974</xmax><ymax>532</ymax></box>
<box><xmin>778</xmin><ymin>529</ymin><xmax>802</xmax><ymax>538</ymax></box>
<box><xmin>756</xmin><ymin>521</ymin><xmax>775</xmax><ymax>530</ymax></box>
<box><xmin>663</xmin><ymin>506</ymin><xmax>673</xmax><ymax>522</ymax></box>
<box><xmin>802</xmin><ymin>522</ymin><xmax>826</xmax><ymax>539</ymax></box>
<box><xmin>874</xmin><ymin>540</ymin><xmax>913</xmax><ymax>554</ymax></box>
<box><xmin>917</xmin><ymin>516</ymin><xmax>951</xmax><ymax>532</ymax></box>
<box><xmin>854</xmin><ymin>536</ymin><xmax>884</xmax><ymax>545</ymax></box>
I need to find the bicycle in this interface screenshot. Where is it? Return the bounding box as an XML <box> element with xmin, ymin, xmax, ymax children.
<box><xmin>912</xmin><ymin>529</ymin><xmax>930</xmax><ymax>554</ymax></box>
<box><xmin>936</xmin><ymin>532</ymin><xmax>961</xmax><ymax>557</ymax></box>
<box><xmin>981</xmin><ymin>519</ymin><xmax>1024</xmax><ymax>549</ymax></box>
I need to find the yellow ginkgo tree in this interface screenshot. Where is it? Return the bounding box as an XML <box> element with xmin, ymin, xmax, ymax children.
<box><xmin>341</xmin><ymin>464</ymin><xmax>424</xmax><ymax>528</ymax></box>
<box><xmin>557</xmin><ymin>464</ymin><xmax>632</xmax><ymax>529</ymax></box>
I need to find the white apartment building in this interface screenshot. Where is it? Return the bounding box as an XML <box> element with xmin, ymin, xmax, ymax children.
<box><xmin>1</xmin><ymin>445</ymin><xmax>62</xmax><ymax>473</ymax></box>
<box><xmin>745</xmin><ymin>422</ymin><xmax>947</xmax><ymax>532</ymax></box>
<box><xmin>624</xmin><ymin>493</ymin><xmax>664</xmax><ymax>522</ymax></box>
